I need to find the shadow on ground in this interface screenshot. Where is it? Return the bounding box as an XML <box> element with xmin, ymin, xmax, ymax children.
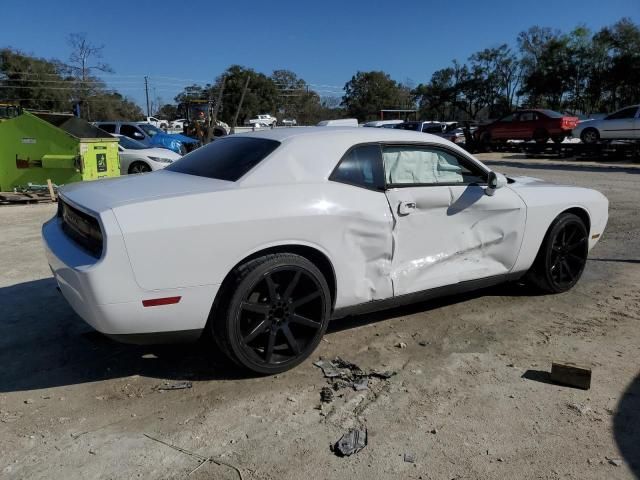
<box><xmin>0</xmin><ymin>278</ymin><xmax>250</xmax><ymax>393</ymax></box>
<box><xmin>1</xmin><ymin>277</ymin><xmax>538</xmax><ymax>393</ymax></box>
<box><xmin>614</xmin><ymin>373</ymin><xmax>640</xmax><ymax>477</ymax></box>
<box><xmin>483</xmin><ymin>159</ymin><xmax>640</xmax><ymax>175</ymax></box>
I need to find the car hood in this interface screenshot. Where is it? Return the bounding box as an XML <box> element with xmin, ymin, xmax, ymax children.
<box><xmin>59</xmin><ymin>170</ymin><xmax>234</xmax><ymax>213</ymax></box>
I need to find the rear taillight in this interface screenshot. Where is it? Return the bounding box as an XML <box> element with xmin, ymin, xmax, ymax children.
<box><xmin>59</xmin><ymin>201</ymin><xmax>103</xmax><ymax>258</ymax></box>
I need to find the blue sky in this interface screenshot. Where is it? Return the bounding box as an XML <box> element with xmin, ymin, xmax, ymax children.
<box><xmin>3</xmin><ymin>0</ymin><xmax>638</xmax><ymax>107</ymax></box>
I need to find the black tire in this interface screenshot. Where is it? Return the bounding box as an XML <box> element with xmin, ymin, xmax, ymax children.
<box><xmin>128</xmin><ymin>161</ymin><xmax>151</xmax><ymax>174</ymax></box>
<box><xmin>212</xmin><ymin>254</ymin><xmax>331</xmax><ymax>374</ymax></box>
<box><xmin>581</xmin><ymin>128</ymin><xmax>599</xmax><ymax>145</ymax></box>
<box><xmin>534</xmin><ymin>129</ymin><xmax>549</xmax><ymax>144</ymax></box>
<box><xmin>526</xmin><ymin>213</ymin><xmax>588</xmax><ymax>293</ymax></box>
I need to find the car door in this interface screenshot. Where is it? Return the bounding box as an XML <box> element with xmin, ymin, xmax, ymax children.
<box><xmin>517</xmin><ymin>111</ymin><xmax>537</xmax><ymax>139</ymax></box>
<box><xmin>490</xmin><ymin>113</ymin><xmax>518</xmax><ymax>140</ymax></box>
<box><xmin>119</xmin><ymin>124</ymin><xmax>150</xmax><ymax>146</ymax></box>
<box><xmin>600</xmin><ymin>106</ymin><xmax>639</xmax><ymax>139</ymax></box>
<box><xmin>382</xmin><ymin>144</ymin><xmax>526</xmax><ymax>296</ymax></box>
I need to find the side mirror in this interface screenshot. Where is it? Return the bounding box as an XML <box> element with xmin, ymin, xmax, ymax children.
<box><xmin>133</xmin><ymin>132</ymin><xmax>144</xmax><ymax>140</ymax></box>
<box><xmin>486</xmin><ymin>171</ymin><xmax>508</xmax><ymax>196</ymax></box>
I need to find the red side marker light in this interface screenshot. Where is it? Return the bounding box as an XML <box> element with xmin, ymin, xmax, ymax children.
<box><xmin>142</xmin><ymin>296</ymin><xmax>182</xmax><ymax>307</ymax></box>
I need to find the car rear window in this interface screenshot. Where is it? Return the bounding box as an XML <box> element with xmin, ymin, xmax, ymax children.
<box><xmin>539</xmin><ymin>109</ymin><xmax>564</xmax><ymax>118</ymax></box>
<box><xmin>166</xmin><ymin>136</ymin><xmax>280</xmax><ymax>181</ymax></box>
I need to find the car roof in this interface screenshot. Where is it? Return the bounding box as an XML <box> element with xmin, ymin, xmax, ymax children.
<box><xmin>235</xmin><ymin>126</ymin><xmax>453</xmax><ymax>145</ymax></box>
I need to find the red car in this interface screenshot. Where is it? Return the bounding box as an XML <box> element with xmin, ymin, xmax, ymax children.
<box><xmin>475</xmin><ymin>109</ymin><xmax>579</xmax><ymax>144</ymax></box>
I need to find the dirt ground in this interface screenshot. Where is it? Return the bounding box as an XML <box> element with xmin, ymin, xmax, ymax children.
<box><xmin>1</xmin><ymin>152</ymin><xmax>639</xmax><ymax>480</ymax></box>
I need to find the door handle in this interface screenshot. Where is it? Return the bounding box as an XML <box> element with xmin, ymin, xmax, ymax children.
<box><xmin>398</xmin><ymin>201</ymin><xmax>416</xmax><ymax>216</ymax></box>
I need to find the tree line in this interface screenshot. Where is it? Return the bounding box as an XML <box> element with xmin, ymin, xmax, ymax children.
<box><xmin>1</xmin><ymin>18</ymin><xmax>638</xmax><ymax>124</ymax></box>
<box><xmin>357</xmin><ymin>18</ymin><xmax>639</xmax><ymax>122</ymax></box>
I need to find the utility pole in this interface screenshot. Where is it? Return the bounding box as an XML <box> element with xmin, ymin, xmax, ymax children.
<box><xmin>206</xmin><ymin>75</ymin><xmax>226</xmax><ymax>144</ymax></box>
<box><xmin>144</xmin><ymin>76</ymin><xmax>150</xmax><ymax>117</ymax></box>
<box><xmin>232</xmin><ymin>75</ymin><xmax>251</xmax><ymax>134</ymax></box>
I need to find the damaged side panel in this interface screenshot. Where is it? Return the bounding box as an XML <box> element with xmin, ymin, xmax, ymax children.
<box><xmin>385</xmin><ymin>184</ymin><xmax>526</xmax><ymax>296</ymax></box>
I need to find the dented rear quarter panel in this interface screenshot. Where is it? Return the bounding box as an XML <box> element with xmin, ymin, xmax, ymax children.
<box><xmin>111</xmin><ymin>181</ymin><xmax>394</xmax><ymax>309</ymax></box>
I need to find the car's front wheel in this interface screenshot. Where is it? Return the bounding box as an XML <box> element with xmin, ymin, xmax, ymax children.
<box><xmin>213</xmin><ymin>254</ymin><xmax>331</xmax><ymax>374</ymax></box>
<box><xmin>526</xmin><ymin>213</ymin><xmax>588</xmax><ymax>293</ymax></box>
<box><xmin>128</xmin><ymin>162</ymin><xmax>151</xmax><ymax>174</ymax></box>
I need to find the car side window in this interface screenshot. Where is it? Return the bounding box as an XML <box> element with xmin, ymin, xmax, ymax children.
<box><xmin>500</xmin><ymin>113</ymin><xmax>516</xmax><ymax>122</ymax></box>
<box><xmin>120</xmin><ymin>124</ymin><xmax>143</xmax><ymax>139</ymax></box>
<box><xmin>520</xmin><ymin>112</ymin><xmax>537</xmax><ymax>121</ymax></box>
<box><xmin>605</xmin><ymin>107</ymin><xmax>638</xmax><ymax>120</ymax></box>
<box><xmin>330</xmin><ymin>144</ymin><xmax>385</xmax><ymax>191</ymax></box>
<box><xmin>98</xmin><ymin>123</ymin><xmax>116</xmax><ymax>133</ymax></box>
<box><xmin>382</xmin><ymin>145</ymin><xmax>487</xmax><ymax>186</ymax></box>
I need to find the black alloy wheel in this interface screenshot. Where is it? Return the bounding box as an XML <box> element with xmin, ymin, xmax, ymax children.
<box><xmin>129</xmin><ymin>162</ymin><xmax>151</xmax><ymax>174</ymax></box>
<box><xmin>214</xmin><ymin>254</ymin><xmax>330</xmax><ymax>374</ymax></box>
<box><xmin>527</xmin><ymin>213</ymin><xmax>588</xmax><ymax>293</ymax></box>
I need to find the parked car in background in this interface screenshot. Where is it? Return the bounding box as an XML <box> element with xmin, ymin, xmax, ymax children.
<box><xmin>249</xmin><ymin>114</ymin><xmax>277</xmax><ymax>127</ymax></box>
<box><xmin>116</xmin><ymin>135</ymin><xmax>181</xmax><ymax>174</ymax></box>
<box><xmin>394</xmin><ymin>121</ymin><xmax>444</xmax><ymax>133</ymax></box>
<box><xmin>146</xmin><ymin>117</ymin><xmax>169</xmax><ymax>129</ymax></box>
<box><xmin>362</xmin><ymin>120</ymin><xmax>404</xmax><ymax>128</ymax></box>
<box><xmin>572</xmin><ymin>105</ymin><xmax>640</xmax><ymax>144</ymax></box>
<box><xmin>474</xmin><ymin>109</ymin><xmax>579</xmax><ymax>144</ymax></box>
<box><xmin>317</xmin><ymin>118</ymin><xmax>359</xmax><ymax>127</ymax></box>
<box><xmin>169</xmin><ymin>119</ymin><xmax>187</xmax><ymax>130</ymax></box>
<box><xmin>43</xmin><ymin>127</ymin><xmax>608</xmax><ymax>374</ymax></box>
<box><xmin>95</xmin><ymin>121</ymin><xmax>199</xmax><ymax>154</ymax></box>
<box><xmin>281</xmin><ymin>118</ymin><xmax>297</xmax><ymax>126</ymax></box>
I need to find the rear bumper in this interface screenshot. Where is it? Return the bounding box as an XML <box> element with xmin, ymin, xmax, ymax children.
<box><xmin>42</xmin><ymin>215</ymin><xmax>219</xmax><ymax>339</ymax></box>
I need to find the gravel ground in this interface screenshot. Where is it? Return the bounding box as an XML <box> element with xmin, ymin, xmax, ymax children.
<box><xmin>1</xmin><ymin>153</ymin><xmax>639</xmax><ymax>479</ymax></box>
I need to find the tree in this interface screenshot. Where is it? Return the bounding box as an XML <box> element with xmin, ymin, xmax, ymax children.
<box><xmin>88</xmin><ymin>92</ymin><xmax>144</xmax><ymax>121</ymax></box>
<box><xmin>0</xmin><ymin>48</ymin><xmax>73</xmax><ymax>111</ymax></box>
<box><xmin>156</xmin><ymin>103</ymin><xmax>178</xmax><ymax>120</ymax></box>
<box><xmin>65</xmin><ymin>33</ymin><xmax>113</xmax><ymax>120</ymax></box>
<box><xmin>208</xmin><ymin>65</ymin><xmax>279</xmax><ymax>126</ymax></box>
<box><xmin>342</xmin><ymin>71</ymin><xmax>409</xmax><ymax>121</ymax></box>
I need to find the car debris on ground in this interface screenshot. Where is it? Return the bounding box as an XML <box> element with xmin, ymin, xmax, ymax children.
<box><xmin>331</xmin><ymin>428</ymin><xmax>368</xmax><ymax>457</ymax></box>
<box><xmin>313</xmin><ymin>357</ymin><xmax>396</xmax><ymax>400</ymax></box>
<box><xmin>156</xmin><ymin>381</ymin><xmax>193</xmax><ymax>391</ymax></box>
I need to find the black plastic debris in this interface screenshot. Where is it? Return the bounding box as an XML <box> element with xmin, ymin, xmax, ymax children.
<box><xmin>320</xmin><ymin>387</ymin><xmax>334</xmax><ymax>403</ymax></box>
<box><xmin>369</xmin><ymin>370</ymin><xmax>396</xmax><ymax>380</ymax></box>
<box><xmin>331</xmin><ymin>428</ymin><xmax>367</xmax><ymax>457</ymax></box>
<box><xmin>157</xmin><ymin>381</ymin><xmax>192</xmax><ymax>391</ymax></box>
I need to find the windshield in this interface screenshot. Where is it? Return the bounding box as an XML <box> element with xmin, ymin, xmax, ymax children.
<box><xmin>118</xmin><ymin>136</ymin><xmax>147</xmax><ymax>150</ymax></box>
<box><xmin>166</xmin><ymin>137</ymin><xmax>280</xmax><ymax>181</ymax></box>
<box><xmin>137</xmin><ymin>123</ymin><xmax>163</xmax><ymax>137</ymax></box>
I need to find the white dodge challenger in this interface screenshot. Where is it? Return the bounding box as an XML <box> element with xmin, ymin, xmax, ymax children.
<box><xmin>42</xmin><ymin>127</ymin><xmax>608</xmax><ymax>374</ymax></box>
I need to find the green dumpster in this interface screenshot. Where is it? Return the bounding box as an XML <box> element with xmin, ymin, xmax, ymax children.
<box><xmin>0</xmin><ymin>108</ymin><xmax>120</xmax><ymax>191</ymax></box>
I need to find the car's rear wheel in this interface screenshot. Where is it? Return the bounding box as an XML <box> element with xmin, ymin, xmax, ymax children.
<box><xmin>526</xmin><ymin>213</ymin><xmax>588</xmax><ymax>293</ymax></box>
<box><xmin>581</xmin><ymin>128</ymin><xmax>599</xmax><ymax>144</ymax></box>
<box><xmin>213</xmin><ymin>254</ymin><xmax>331</xmax><ymax>374</ymax></box>
<box><xmin>128</xmin><ymin>162</ymin><xmax>151</xmax><ymax>174</ymax></box>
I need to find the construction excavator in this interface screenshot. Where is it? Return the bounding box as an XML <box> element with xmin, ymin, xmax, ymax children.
<box><xmin>176</xmin><ymin>99</ymin><xmax>229</xmax><ymax>144</ymax></box>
